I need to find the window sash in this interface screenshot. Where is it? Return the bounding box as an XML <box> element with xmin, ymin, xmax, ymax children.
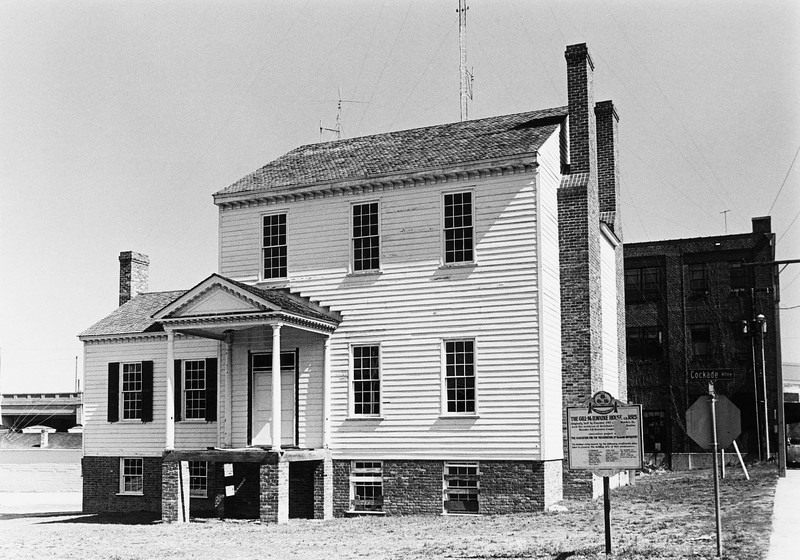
<box><xmin>352</xmin><ymin>202</ymin><xmax>380</xmax><ymax>272</ymax></box>
<box><xmin>262</xmin><ymin>213</ymin><xmax>287</xmax><ymax>279</ymax></box>
<box><xmin>350</xmin><ymin>461</ymin><xmax>383</xmax><ymax>511</ymax></box>
<box><xmin>444</xmin><ymin>463</ymin><xmax>479</xmax><ymax>513</ymax></box>
<box><xmin>121</xmin><ymin>458</ymin><xmax>143</xmax><ymax>494</ymax></box>
<box><xmin>121</xmin><ymin>363</ymin><xmax>143</xmax><ymax>420</ymax></box>
<box><xmin>625</xmin><ymin>266</ymin><xmax>661</xmax><ymax>301</ymax></box>
<box><xmin>443</xmin><ymin>192</ymin><xmax>474</xmax><ymax>264</ymax></box>
<box><xmin>688</xmin><ymin>264</ymin><xmax>707</xmax><ymax>293</ymax></box>
<box><xmin>183</xmin><ymin>360</ymin><xmax>207</xmax><ymax>419</ymax></box>
<box><xmin>352</xmin><ymin>345</ymin><xmax>380</xmax><ymax>416</ymax></box>
<box><xmin>445</xmin><ymin>340</ymin><xmax>475</xmax><ymax>414</ymax></box>
<box><xmin>189</xmin><ymin>461</ymin><xmax>208</xmax><ymax>498</ymax></box>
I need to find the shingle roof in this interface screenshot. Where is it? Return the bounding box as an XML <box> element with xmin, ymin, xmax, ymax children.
<box><xmin>80</xmin><ymin>276</ymin><xmax>340</xmax><ymax>338</ymax></box>
<box><xmin>79</xmin><ymin>291</ymin><xmax>186</xmax><ymax>337</ymax></box>
<box><xmin>216</xmin><ymin>107</ymin><xmax>568</xmax><ymax>197</ymax></box>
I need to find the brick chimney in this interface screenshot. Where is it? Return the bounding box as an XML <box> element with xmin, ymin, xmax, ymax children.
<box><xmin>752</xmin><ymin>216</ymin><xmax>772</xmax><ymax>234</ymax></box>
<box><xmin>119</xmin><ymin>251</ymin><xmax>149</xmax><ymax>306</ymax></box>
<box><xmin>595</xmin><ymin>100</ymin><xmax>621</xmax><ymax>236</ymax></box>
<box><xmin>558</xmin><ymin>43</ymin><xmax>606</xmax><ymax>499</ymax></box>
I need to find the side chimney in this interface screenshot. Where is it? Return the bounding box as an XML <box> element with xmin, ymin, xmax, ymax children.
<box><xmin>752</xmin><ymin>216</ymin><xmax>772</xmax><ymax>235</ymax></box>
<box><xmin>595</xmin><ymin>100</ymin><xmax>621</xmax><ymax>237</ymax></box>
<box><xmin>119</xmin><ymin>251</ymin><xmax>149</xmax><ymax>306</ymax></box>
<box><xmin>565</xmin><ymin>43</ymin><xmax>597</xmax><ymax>178</ymax></box>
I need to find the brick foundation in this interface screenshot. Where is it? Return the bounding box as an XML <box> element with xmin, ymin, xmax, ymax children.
<box><xmin>82</xmin><ymin>456</ymin><xmax>162</xmax><ymax>514</ymax></box>
<box><xmin>333</xmin><ymin>458</ymin><xmax>561</xmax><ymax>517</ymax></box>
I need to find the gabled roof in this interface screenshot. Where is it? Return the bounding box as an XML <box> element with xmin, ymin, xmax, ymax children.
<box><xmin>215</xmin><ymin>107</ymin><xmax>567</xmax><ymax>198</ymax></box>
<box><xmin>79</xmin><ymin>275</ymin><xmax>340</xmax><ymax>338</ymax></box>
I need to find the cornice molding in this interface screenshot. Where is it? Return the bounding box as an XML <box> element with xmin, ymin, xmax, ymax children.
<box><xmin>214</xmin><ymin>156</ymin><xmax>538</xmax><ymax>210</ymax></box>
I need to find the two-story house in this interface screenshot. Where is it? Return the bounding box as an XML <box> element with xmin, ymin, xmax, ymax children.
<box><xmin>79</xmin><ymin>43</ymin><xmax>625</xmax><ymax>522</ymax></box>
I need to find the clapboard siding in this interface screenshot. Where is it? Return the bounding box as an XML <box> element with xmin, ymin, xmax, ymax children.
<box><xmin>219</xmin><ymin>143</ymin><xmax>564</xmax><ymax>460</ymax></box>
<box><xmin>537</xmin><ymin>130</ymin><xmax>565</xmax><ymax>460</ymax></box>
<box><xmin>83</xmin><ymin>335</ymin><xmax>219</xmax><ymax>456</ymax></box>
<box><xmin>600</xmin><ymin>232</ymin><xmax>620</xmax><ymax>395</ymax></box>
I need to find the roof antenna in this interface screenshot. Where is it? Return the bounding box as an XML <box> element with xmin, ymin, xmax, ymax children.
<box><xmin>458</xmin><ymin>0</ymin><xmax>473</xmax><ymax>121</ymax></box>
<box><xmin>720</xmin><ymin>209</ymin><xmax>730</xmax><ymax>234</ymax></box>
<box><xmin>319</xmin><ymin>87</ymin><xmax>367</xmax><ymax>142</ymax></box>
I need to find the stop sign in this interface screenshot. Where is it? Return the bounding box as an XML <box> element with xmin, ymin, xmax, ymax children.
<box><xmin>686</xmin><ymin>395</ymin><xmax>741</xmax><ymax>449</ymax></box>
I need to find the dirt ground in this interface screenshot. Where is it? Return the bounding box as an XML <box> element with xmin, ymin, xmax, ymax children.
<box><xmin>0</xmin><ymin>465</ymin><xmax>777</xmax><ymax>560</ymax></box>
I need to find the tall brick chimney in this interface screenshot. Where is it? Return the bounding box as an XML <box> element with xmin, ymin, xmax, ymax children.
<box><xmin>119</xmin><ymin>251</ymin><xmax>149</xmax><ymax>306</ymax></box>
<box><xmin>558</xmin><ymin>43</ymin><xmax>605</xmax><ymax>499</ymax></box>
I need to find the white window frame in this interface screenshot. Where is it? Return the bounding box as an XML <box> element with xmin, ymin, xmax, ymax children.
<box><xmin>261</xmin><ymin>211</ymin><xmax>288</xmax><ymax>281</ymax></box>
<box><xmin>441</xmin><ymin>189</ymin><xmax>476</xmax><ymax>266</ymax></box>
<box><xmin>443</xmin><ymin>462</ymin><xmax>479</xmax><ymax>514</ymax></box>
<box><xmin>182</xmin><ymin>359</ymin><xmax>207</xmax><ymax>421</ymax></box>
<box><xmin>189</xmin><ymin>461</ymin><xmax>208</xmax><ymax>498</ymax></box>
<box><xmin>351</xmin><ymin>200</ymin><xmax>381</xmax><ymax>273</ymax></box>
<box><xmin>440</xmin><ymin>338</ymin><xmax>478</xmax><ymax>416</ymax></box>
<box><xmin>120</xmin><ymin>362</ymin><xmax>143</xmax><ymax>421</ymax></box>
<box><xmin>349</xmin><ymin>344</ymin><xmax>382</xmax><ymax>417</ymax></box>
<box><xmin>119</xmin><ymin>457</ymin><xmax>144</xmax><ymax>495</ymax></box>
<box><xmin>349</xmin><ymin>460</ymin><xmax>384</xmax><ymax>512</ymax></box>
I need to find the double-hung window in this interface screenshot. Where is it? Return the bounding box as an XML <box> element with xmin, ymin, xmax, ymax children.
<box><xmin>443</xmin><ymin>191</ymin><xmax>474</xmax><ymax>264</ymax></box>
<box><xmin>189</xmin><ymin>461</ymin><xmax>208</xmax><ymax>498</ymax></box>
<box><xmin>174</xmin><ymin>358</ymin><xmax>218</xmax><ymax>422</ymax></box>
<box><xmin>444</xmin><ymin>339</ymin><xmax>476</xmax><ymax>414</ymax></box>
<box><xmin>352</xmin><ymin>345</ymin><xmax>380</xmax><ymax>416</ymax></box>
<box><xmin>729</xmin><ymin>262</ymin><xmax>750</xmax><ymax>290</ymax></box>
<box><xmin>262</xmin><ymin>213</ymin><xmax>287</xmax><ymax>280</ymax></box>
<box><xmin>352</xmin><ymin>202</ymin><xmax>380</xmax><ymax>272</ymax></box>
<box><xmin>107</xmin><ymin>361</ymin><xmax>153</xmax><ymax>423</ymax></box>
<box><xmin>625</xmin><ymin>266</ymin><xmax>661</xmax><ymax>302</ymax></box>
<box><xmin>349</xmin><ymin>461</ymin><xmax>383</xmax><ymax>512</ymax></box>
<box><xmin>688</xmin><ymin>263</ymin><xmax>707</xmax><ymax>295</ymax></box>
<box><xmin>626</xmin><ymin>327</ymin><xmax>663</xmax><ymax>360</ymax></box>
<box><xmin>444</xmin><ymin>462</ymin><xmax>479</xmax><ymax>514</ymax></box>
<box><xmin>690</xmin><ymin>325</ymin><xmax>711</xmax><ymax>362</ymax></box>
<box><xmin>120</xmin><ymin>458</ymin><xmax>144</xmax><ymax>495</ymax></box>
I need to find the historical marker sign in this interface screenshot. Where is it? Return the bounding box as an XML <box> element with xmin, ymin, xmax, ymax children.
<box><xmin>567</xmin><ymin>392</ymin><xmax>644</xmax><ymax>473</ymax></box>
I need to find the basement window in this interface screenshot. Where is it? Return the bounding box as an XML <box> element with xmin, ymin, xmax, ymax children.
<box><xmin>120</xmin><ymin>458</ymin><xmax>144</xmax><ymax>495</ymax></box>
<box><xmin>444</xmin><ymin>462</ymin><xmax>479</xmax><ymax>514</ymax></box>
<box><xmin>349</xmin><ymin>461</ymin><xmax>383</xmax><ymax>512</ymax></box>
<box><xmin>189</xmin><ymin>461</ymin><xmax>208</xmax><ymax>498</ymax></box>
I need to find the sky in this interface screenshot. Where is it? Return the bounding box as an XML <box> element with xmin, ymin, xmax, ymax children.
<box><xmin>0</xmin><ymin>0</ymin><xmax>798</xmax><ymax>393</ymax></box>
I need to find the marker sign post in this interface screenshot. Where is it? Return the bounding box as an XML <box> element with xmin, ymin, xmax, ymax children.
<box><xmin>567</xmin><ymin>392</ymin><xmax>644</xmax><ymax>555</ymax></box>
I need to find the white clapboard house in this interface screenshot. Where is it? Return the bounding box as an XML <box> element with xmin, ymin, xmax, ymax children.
<box><xmin>79</xmin><ymin>43</ymin><xmax>625</xmax><ymax>522</ymax></box>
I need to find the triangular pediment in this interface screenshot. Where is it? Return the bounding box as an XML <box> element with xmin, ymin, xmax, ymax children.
<box><xmin>153</xmin><ymin>275</ymin><xmax>279</xmax><ymax>320</ymax></box>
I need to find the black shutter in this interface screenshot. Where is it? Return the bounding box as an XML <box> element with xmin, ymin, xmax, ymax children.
<box><xmin>205</xmin><ymin>358</ymin><xmax>218</xmax><ymax>422</ymax></box>
<box><xmin>174</xmin><ymin>360</ymin><xmax>183</xmax><ymax>422</ymax></box>
<box><xmin>107</xmin><ymin>363</ymin><xmax>120</xmax><ymax>422</ymax></box>
<box><xmin>141</xmin><ymin>361</ymin><xmax>154</xmax><ymax>422</ymax></box>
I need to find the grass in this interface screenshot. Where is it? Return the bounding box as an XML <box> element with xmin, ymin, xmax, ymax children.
<box><xmin>0</xmin><ymin>464</ymin><xmax>778</xmax><ymax>560</ymax></box>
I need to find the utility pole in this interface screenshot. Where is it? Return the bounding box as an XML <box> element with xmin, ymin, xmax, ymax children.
<box><xmin>458</xmin><ymin>0</ymin><xmax>473</xmax><ymax>121</ymax></box>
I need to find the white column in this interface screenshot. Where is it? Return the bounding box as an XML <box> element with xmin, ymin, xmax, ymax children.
<box><xmin>224</xmin><ymin>333</ymin><xmax>233</xmax><ymax>448</ymax></box>
<box><xmin>271</xmin><ymin>324</ymin><xmax>282</xmax><ymax>451</ymax></box>
<box><xmin>322</xmin><ymin>335</ymin><xmax>331</xmax><ymax>448</ymax></box>
<box><xmin>166</xmin><ymin>330</ymin><xmax>175</xmax><ymax>451</ymax></box>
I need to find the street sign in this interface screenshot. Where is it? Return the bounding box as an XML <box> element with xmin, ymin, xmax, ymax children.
<box><xmin>567</xmin><ymin>392</ymin><xmax>644</xmax><ymax>473</ymax></box>
<box><xmin>686</xmin><ymin>394</ymin><xmax>741</xmax><ymax>449</ymax></box>
<box><xmin>689</xmin><ymin>369</ymin><xmax>734</xmax><ymax>381</ymax></box>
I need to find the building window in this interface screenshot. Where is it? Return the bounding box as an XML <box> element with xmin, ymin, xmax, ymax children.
<box><xmin>183</xmin><ymin>360</ymin><xmax>206</xmax><ymax>420</ymax></box>
<box><xmin>625</xmin><ymin>266</ymin><xmax>661</xmax><ymax>302</ymax></box>
<box><xmin>352</xmin><ymin>345</ymin><xmax>380</xmax><ymax>416</ymax></box>
<box><xmin>688</xmin><ymin>263</ymin><xmax>707</xmax><ymax>295</ymax></box>
<box><xmin>445</xmin><ymin>339</ymin><xmax>476</xmax><ymax>414</ymax></box>
<box><xmin>690</xmin><ymin>325</ymin><xmax>711</xmax><ymax>362</ymax></box>
<box><xmin>352</xmin><ymin>202</ymin><xmax>380</xmax><ymax>272</ymax></box>
<box><xmin>729</xmin><ymin>262</ymin><xmax>750</xmax><ymax>290</ymax></box>
<box><xmin>262</xmin><ymin>213</ymin><xmax>287</xmax><ymax>279</ymax></box>
<box><xmin>627</xmin><ymin>327</ymin><xmax>663</xmax><ymax>360</ymax></box>
<box><xmin>120</xmin><ymin>458</ymin><xmax>144</xmax><ymax>495</ymax></box>
<box><xmin>643</xmin><ymin>410</ymin><xmax>668</xmax><ymax>453</ymax></box>
<box><xmin>443</xmin><ymin>191</ymin><xmax>474</xmax><ymax>264</ymax></box>
<box><xmin>189</xmin><ymin>461</ymin><xmax>208</xmax><ymax>498</ymax></box>
<box><xmin>121</xmin><ymin>362</ymin><xmax>143</xmax><ymax>420</ymax></box>
<box><xmin>444</xmin><ymin>462</ymin><xmax>479</xmax><ymax>514</ymax></box>
<box><xmin>349</xmin><ymin>461</ymin><xmax>383</xmax><ymax>512</ymax></box>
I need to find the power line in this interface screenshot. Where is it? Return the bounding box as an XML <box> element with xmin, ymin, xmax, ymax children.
<box><xmin>767</xmin><ymin>144</ymin><xmax>800</xmax><ymax>215</ymax></box>
<box><xmin>778</xmin><ymin>207</ymin><xmax>800</xmax><ymax>244</ymax></box>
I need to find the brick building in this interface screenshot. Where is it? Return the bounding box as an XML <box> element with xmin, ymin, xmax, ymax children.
<box><xmin>624</xmin><ymin>217</ymin><xmax>780</xmax><ymax>466</ymax></box>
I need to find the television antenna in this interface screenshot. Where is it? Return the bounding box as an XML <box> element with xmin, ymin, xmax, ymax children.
<box><xmin>319</xmin><ymin>88</ymin><xmax>367</xmax><ymax>142</ymax></box>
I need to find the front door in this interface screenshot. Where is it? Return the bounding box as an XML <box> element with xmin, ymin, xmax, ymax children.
<box><xmin>251</xmin><ymin>351</ymin><xmax>297</xmax><ymax>447</ymax></box>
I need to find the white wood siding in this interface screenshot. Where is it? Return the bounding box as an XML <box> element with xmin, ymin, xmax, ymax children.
<box><xmin>83</xmin><ymin>335</ymin><xmax>219</xmax><ymax>456</ymax></box>
<box><xmin>600</xmin><ymin>232</ymin><xmax>620</xmax><ymax>396</ymax></box>
<box><xmin>219</xmin><ymin>142</ymin><xmax>562</xmax><ymax>461</ymax></box>
<box><xmin>536</xmin><ymin>131</ymin><xmax>565</xmax><ymax>461</ymax></box>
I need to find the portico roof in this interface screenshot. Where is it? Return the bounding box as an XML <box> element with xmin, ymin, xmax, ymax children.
<box><xmin>79</xmin><ymin>274</ymin><xmax>340</xmax><ymax>339</ymax></box>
